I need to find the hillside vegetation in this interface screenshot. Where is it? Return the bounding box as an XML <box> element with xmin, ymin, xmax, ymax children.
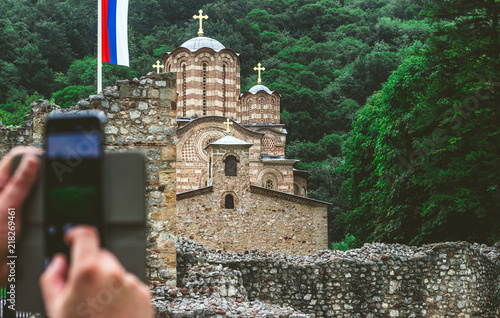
<box><xmin>1</xmin><ymin>0</ymin><xmax>498</xmax><ymax>246</ymax></box>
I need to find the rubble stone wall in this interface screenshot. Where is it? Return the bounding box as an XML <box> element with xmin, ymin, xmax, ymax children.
<box><xmin>0</xmin><ymin>72</ymin><xmax>178</xmax><ymax>286</ymax></box>
<box><xmin>176</xmin><ymin>238</ymin><xmax>500</xmax><ymax>318</ymax></box>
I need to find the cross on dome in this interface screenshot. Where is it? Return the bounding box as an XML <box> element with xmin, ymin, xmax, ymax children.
<box><xmin>193</xmin><ymin>9</ymin><xmax>208</xmax><ymax>37</ymax></box>
<box><xmin>254</xmin><ymin>63</ymin><xmax>265</xmax><ymax>84</ymax></box>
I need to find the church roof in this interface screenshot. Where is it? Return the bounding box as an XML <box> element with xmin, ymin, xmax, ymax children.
<box><xmin>180</xmin><ymin>36</ymin><xmax>225</xmax><ymax>52</ymax></box>
<box><xmin>207</xmin><ymin>135</ymin><xmax>253</xmax><ymax>148</ymax></box>
<box><xmin>248</xmin><ymin>84</ymin><xmax>273</xmax><ymax>94</ymax></box>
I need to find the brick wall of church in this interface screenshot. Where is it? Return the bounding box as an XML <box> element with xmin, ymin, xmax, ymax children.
<box><xmin>0</xmin><ymin>73</ymin><xmax>178</xmax><ymax>286</ymax></box>
<box><xmin>239</xmin><ymin>90</ymin><xmax>281</xmax><ymax>125</ymax></box>
<box><xmin>163</xmin><ymin>48</ymin><xmax>240</xmax><ymax>120</ymax></box>
<box><xmin>177</xmin><ymin>142</ymin><xmax>328</xmax><ymax>255</ymax></box>
<box><xmin>177</xmin><ymin>189</ymin><xmax>328</xmax><ymax>255</ymax></box>
<box><xmin>176</xmin><ymin>117</ymin><xmax>264</xmax><ymax>192</ymax></box>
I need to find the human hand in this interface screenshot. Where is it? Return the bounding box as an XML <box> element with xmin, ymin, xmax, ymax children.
<box><xmin>40</xmin><ymin>226</ymin><xmax>154</xmax><ymax>318</ymax></box>
<box><xmin>0</xmin><ymin>146</ymin><xmax>41</xmax><ymax>284</ymax></box>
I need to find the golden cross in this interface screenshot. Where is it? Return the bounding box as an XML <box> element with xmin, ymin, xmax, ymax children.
<box><xmin>223</xmin><ymin>118</ymin><xmax>233</xmax><ymax>133</ymax></box>
<box><xmin>193</xmin><ymin>9</ymin><xmax>208</xmax><ymax>37</ymax></box>
<box><xmin>254</xmin><ymin>63</ymin><xmax>265</xmax><ymax>84</ymax></box>
<box><xmin>152</xmin><ymin>60</ymin><xmax>164</xmax><ymax>73</ymax></box>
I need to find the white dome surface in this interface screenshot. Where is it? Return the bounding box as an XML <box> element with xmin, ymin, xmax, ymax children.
<box><xmin>248</xmin><ymin>84</ymin><xmax>273</xmax><ymax>94</ymax></box>
<box><xmin>180</xmin><ymin>37</ymin><xmax>225</xmax><ymax>52</ymax></box>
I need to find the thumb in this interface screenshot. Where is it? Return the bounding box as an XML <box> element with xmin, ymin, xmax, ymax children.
<box><xmin>40</xmin><ymin>254</ymin><xmax>67</xmax><ymax>307</ymax></box>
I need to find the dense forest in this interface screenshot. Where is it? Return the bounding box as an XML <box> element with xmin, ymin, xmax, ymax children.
<box><xmin>0</xmin><ymin>0</ymin><xmax>498</xmax><ymax>247</ymax></box>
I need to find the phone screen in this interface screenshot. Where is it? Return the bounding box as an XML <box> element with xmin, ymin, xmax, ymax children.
<box><xmin>44</xmin><ymin>116</ymin><xmax>103</xmax><ymax>259</ymax></box>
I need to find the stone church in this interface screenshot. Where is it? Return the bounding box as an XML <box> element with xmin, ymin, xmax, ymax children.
<box><xmin>161</xmin><ymin>11</ymin><xmax>329</xmax><ymax>255</ymax></box>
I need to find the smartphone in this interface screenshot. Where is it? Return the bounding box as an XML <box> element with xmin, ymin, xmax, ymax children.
<box><xmin>44</xmin><ymin>111</ymin><xmax>106</xmax><ymax>262</ymax></box>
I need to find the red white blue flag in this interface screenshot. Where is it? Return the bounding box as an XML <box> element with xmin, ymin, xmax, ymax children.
<box><xmin>101</xmin><ymin>0</ymin><xmax>129</xmax><ymax>66</ymax></box>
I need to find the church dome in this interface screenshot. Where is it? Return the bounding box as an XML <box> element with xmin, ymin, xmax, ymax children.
<box><xmin>180</xmin><ymin>36</ymin><xmax>225</xmax><ymax>52</ymax></box>
<box><xmin>248</xmin><ymin>84</ymin><xmax>273</xmax><ymax>94</ymax></box>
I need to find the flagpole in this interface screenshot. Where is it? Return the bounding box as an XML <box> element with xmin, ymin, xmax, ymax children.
<box><xmin>97</xmin><ymin>0</ymin><xmax>103</xmax><ymax>93</ymax></box>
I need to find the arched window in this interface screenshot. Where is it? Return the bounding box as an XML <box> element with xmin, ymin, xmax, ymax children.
<box><xmin>247</xmin><ymin>99</ymin><xmax>252</xmax><ymax>122</ymax></box>
<box><xmin>271</xmin><ymin>98</ymin><xmax>275</xmax><ymax>124</ymax></box>
<box><xmin>182</xmin><ymin>64</ymin><xmax>187</xmax><ymax>117</ymax></box>
<box><xmin>266</xmin><ymin>179</ymin><xmax>274</xmax><ymax>190</ymax></box>
<box><xmin>209</xmin><ymin>157</ymin><xmax>212</xmax><ymax>178</ymax></box>
<box><xmin>260</xmin><ymin>98</ymin><xmax>264</xmax><ymax>123</ymax></box>
<box><xmin>223</xmin><ymin>64</ymin><xmax>227</xmax><ymax>116</ymax></box>
<box><xmin>202</xmin><ymin>63</ymin><xmax>207</xmax><ymax>116</ymax></box>
<box><xmin>294</xmin><ymin>184</ymin><xmax>300</xmax><ymax>195</ymax></box>
<box><xmin>225</xmin><ymin>155</ymin><xmax>237</xmax><ymax>176</ymax></box>
<box><xmin>225</xmin><ymin>194</ymin><xmax>234</xmax><ymax>209</ymax></box>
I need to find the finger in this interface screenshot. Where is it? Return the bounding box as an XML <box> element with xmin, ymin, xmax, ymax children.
<box><xmin>40</xmin><ymin>254</ymin><xmax>68</xmax><ymax>305</ymax></box>
<box><xmin>124</xmin><ymin>272</ymin><xmax>153</xmax><ymax>303</ymax></box>
<box><xmin>0</xmin><ymin>154</ymin><xmax>40</xmax><ymax>210</ymax></box>
<box><xmin>101</xmin><ymin>249</ymin><xmax>126</xmax><ymax>274</ymax></box>
<box><xmin>0</xmin><ymin>147</ymin><xmax>41</xmax><ymax>192</ymax></box>
<box><xmin>65</xmin><ymin>225</ymin><xmax>100</xmax><ymax>266</ymax></box>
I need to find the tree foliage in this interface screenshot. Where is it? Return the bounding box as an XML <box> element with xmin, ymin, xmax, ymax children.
<box><xmin>341</xmin><ymin>0</ymin><xmax>500</xmax><ymax>245</ymax></box>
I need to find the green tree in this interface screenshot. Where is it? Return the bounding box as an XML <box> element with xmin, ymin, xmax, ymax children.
<box><xmin>51</xmin><ymin>85</ymin><xmax>96</xmax><ymax>108</ymax></box>
<box><xmin>342</xmin><ymin>0</ymin><xmax>500</xmax><ymax>245</ymax></box>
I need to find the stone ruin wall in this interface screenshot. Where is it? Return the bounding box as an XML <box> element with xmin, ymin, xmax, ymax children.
<box><xmin>176</xmin><ymin>239</ymin><xmax>500</xmax><ymax>317</ymax></box>
<box><xmin>0</xmin><ymin>72</ymin><xmax>178</xmax><ymax>286</ymax></box>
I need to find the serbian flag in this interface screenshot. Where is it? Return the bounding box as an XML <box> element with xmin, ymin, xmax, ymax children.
<box><xmin>102</xmin><ymin>0</ymin><xmax>129</xmax><ymax>66</ymax></box>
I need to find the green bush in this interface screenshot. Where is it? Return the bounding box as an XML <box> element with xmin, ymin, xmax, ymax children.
<box><xmin>0</xmin><ymin>94</ymin><xmax>41</xmax><ymax>126</ymax></box>
<box><xmin>331</xmin><ymin>234</ymin><xmax>359</xmax><ymax>251</ymax></box>
<box><xmin>51</xmin><ymin>85</ymin><xmax>95</xmax><ymax>108</ymax></box>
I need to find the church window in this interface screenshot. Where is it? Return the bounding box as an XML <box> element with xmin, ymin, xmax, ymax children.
<box><xmin>262</xmin><ymin>137</ymin><xmax>275</xmax><ymax>153</ymax></box>
<box><xmin>202</xmin><ymin>63</ymin><xmax>207</xmax><ymax>116</ymax></box>
<box><xmin>223</xmin><ymin>64</ymin><xmax>227</xmax><ymax>116</ymax></box>
<box><xmin>260</xmin><ymin>98</ymin><xmax>264</xmax><ymax>123</ymax></box>
<box><xmin>247</xmin><ymin>99</ymin><xmax>252</xmax><ymax>121</ymax></box>
<box><xmin>266</xmin><ymin>179</ymin><xmax>274</xmax><ymax>190</ymax></box>
<box><xmin>209</xmin><ymin>157</ymin><xmax>212</xmax><ymax>178</ymax></box>
<box><xmin>225</xmin><ymin>155</ymin><xmax>237</xmax><ymax>176</ymax></box>
<box><xmin>182</xmin><ymin>64</ymin><xmax>187</xmax><ymax>117</ymax></box>
<box><xmin>271</xmin><ymin>98</ymin><xmax>275</xmax><ymax>124</ymax></box>
<box><xmin>225</xmin><ymin>194</ymin><xmax>234</xmax><ymax>209</ymax></box>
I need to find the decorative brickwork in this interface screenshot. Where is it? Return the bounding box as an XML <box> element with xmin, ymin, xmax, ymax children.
<box><xmin>162</xmin><ymin>44</ymin><xmax>240</xmax><ymax>120</ymax></box>
<box><xmin>239</xmin><ymin>89</ymin><xmax>281</xmax><ymax>125</ymax></box>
